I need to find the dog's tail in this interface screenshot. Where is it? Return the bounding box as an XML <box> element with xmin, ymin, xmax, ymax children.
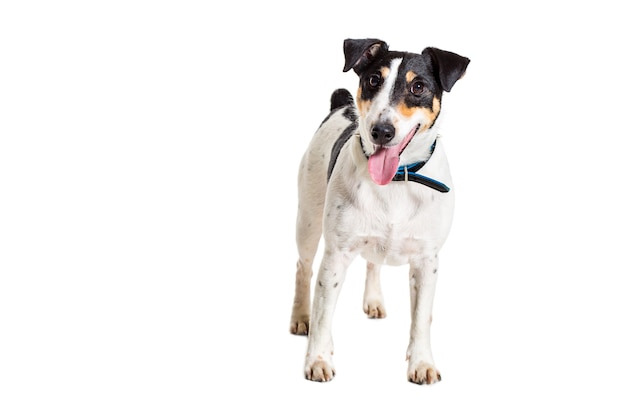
<box><xmin>330</xmin><ymin>88</ymin><xmax>354</xmax><ymax>112</ymax></box>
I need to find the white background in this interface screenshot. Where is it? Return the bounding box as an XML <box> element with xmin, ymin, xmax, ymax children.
<box><xmin>1</xmin><ymin>1</ymin><xmax>625</xmax><ymax>415</ymax></box>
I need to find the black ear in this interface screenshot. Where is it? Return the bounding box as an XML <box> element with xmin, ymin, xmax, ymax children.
<box><xmin>343</xmin><ymin>38</ymin><xmax>389</xmax><ymax>75</ymax></box>
<box><xmin>422</xmin><ymin>47</ymin><xmax>470</xmax><ymax>92</ymax></box>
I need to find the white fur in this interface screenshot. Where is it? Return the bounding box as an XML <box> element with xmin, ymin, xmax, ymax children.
<box><xmin>290</xmin><ymin>58</ymin><xmax>455</xmax><ymax>384</ymax></box>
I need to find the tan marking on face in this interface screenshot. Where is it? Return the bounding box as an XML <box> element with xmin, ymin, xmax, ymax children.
<box><xmin>398</xmin><ymin>102</ymin><xmax>418</xmax><ymax>118</ymax></box>
<box><xmin>397</xmin><ymin>96</ymin><xmax>442</xmax><ymax>132</ymax></box>
<box><xmin>432</xmin><ymin>96</ymin><xmax>440</xmax><ymax>115</ymax></box>
<box><xmin>406</xmin><ymin>71</ymin><xmax>417</xmax><ymax>83</ymax></box>
<box><xmin>380</xmin><ymin>66</ymin><xmax>390</xmax><ymax>78</ymax></box>
<box><xmin>356</xmin><ymin>87</ymin><xmax>371</xmax><ymax>116</ymax></box>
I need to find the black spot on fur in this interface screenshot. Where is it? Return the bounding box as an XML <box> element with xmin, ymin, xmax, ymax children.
<box><xmin>343</xmin><ymin>106</ymin><xmax>357</xmax><ymax>122</ymax></box>
<box><xmin>327</xmin><ymin>121</ymin><xmax>358</xmax><ymax>181</ymax></box>
<box><xmin>333</xmin><ymin>282</ymin><xmax>338</xmax><ymax>288</ymax></box>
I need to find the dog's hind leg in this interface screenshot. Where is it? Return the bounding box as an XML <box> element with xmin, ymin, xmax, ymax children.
<box><xmin>290</xmin><ymin>157</ymin><xmax>326</xmax><ymax>335</ymax></box>
<box><xmin>363</xmin><ymin>262</ymin><xmax>386</xmax><ymax>318</ymax></box>
<box><xmin>290</xmin><ymin>209</ymin><xmax>322</xmax><ymax>335</ymax></box>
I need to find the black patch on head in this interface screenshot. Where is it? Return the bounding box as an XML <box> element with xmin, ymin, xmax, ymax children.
<box><xmin>356</xmin><ymin>52</ymin><xmax>404</xmax><ymax>103</ymax></box>
<box><xmin>392</xmin><ymin>54</ymin><xmax>441</xmax><ymax>109</ymax></box>
<box><xmin>351</xmin><ymin>44</ymin><xmax>469</xmax><ymax>117</ymax></box>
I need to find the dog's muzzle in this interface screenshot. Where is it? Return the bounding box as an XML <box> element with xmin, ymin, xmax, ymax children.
<box><xmin>367</xmin><ymin>124</ymin><xmax>419</xmax><ymax>185</ymax></box>
<box><xmin>371</xmin><ymin>123</ymin><xmax>395</xmax><ymax>145</ymax></box>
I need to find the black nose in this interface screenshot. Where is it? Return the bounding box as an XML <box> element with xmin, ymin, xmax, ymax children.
<box><xmin>371</xmin><ymin>123</ymin><xmax>395</xmax><ymax>145</ymax></box>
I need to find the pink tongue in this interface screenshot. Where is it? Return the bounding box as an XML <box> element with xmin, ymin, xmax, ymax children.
<box><xmin>368</xmin><ymin>144</ymin><xmax>402</xmax><ymax>185</ymax></box>
<box><xmin>367</xmin><ymin>126</ymin><xmax>418</xmax><ymax>185</ymax></box>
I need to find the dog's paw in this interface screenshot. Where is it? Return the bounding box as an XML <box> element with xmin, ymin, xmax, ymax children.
<box><xmin>407</xmin><ymin>361</ymin><xmax>441</xmax><ymax>385</ymax></box>
<box><xmin>363</xmin><ymin>300</ymin><xmax>387</xmax><ymax>319</ymax></box>
<box><xmin>290</xmin><ymin>315</ymin><xmax>309</xmax><ymax>335</ymax></box>
<box><xmin>305</xmin><ymin>359</ymin><xmax>336</xmax><ymax>382</ymax></box>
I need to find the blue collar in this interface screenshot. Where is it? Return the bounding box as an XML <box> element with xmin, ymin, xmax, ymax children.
<box><xmin>391</xmin><ymin>140</ymin><xmax>450</xmax><ymax>193</ymax></box>
<box><xmin>345</xmin><ymin>133</ymin><xmax>450</xmax><ymax>193</ymax></box>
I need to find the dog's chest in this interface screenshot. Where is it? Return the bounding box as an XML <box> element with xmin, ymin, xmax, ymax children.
<box><xmin>358</xmin><ymin>221</ymin><xmax>428</xmax><ymax>266</ymax></box>
<box><xmin>326</xmin><ymin>182</ymin><xmax>450</xmax><ymax>266</ymax></box>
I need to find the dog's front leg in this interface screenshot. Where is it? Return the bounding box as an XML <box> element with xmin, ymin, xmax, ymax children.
<box><xmin>304</xmin><ymin>249</ymin><xmax>354</xmax><ymax>382</ymax></box>
<box><xmin>406</xmin><ymin>255</ymin><xmax>441</xmax><ymax>384</ymax></box>
<box><xmin>363</xmin><ymin>262</ymin><xmax>386</xmax><ymax>318</ymax></box>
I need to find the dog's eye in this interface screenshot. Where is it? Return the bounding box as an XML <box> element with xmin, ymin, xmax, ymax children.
<box><xmin>410</xmin><ymin>81</ymin><xmax>424</xmax><ymax>95</ymax></box>
<box><xmin>368</xmin><ymin>73</ymin><xmax>382</xmax><ymax>88</ymax></box>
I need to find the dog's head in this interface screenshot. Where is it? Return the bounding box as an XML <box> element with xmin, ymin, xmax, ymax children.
<box><xmin>343</xmin><ymin>38</ymin><xmax>470</xmax><ymax>185</ymax></box>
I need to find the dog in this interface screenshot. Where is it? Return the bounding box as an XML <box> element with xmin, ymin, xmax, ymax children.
<box><xmin>290</xmin><ymin>38</ymin><xmax>469</xmax><ymax>384</ymax></box>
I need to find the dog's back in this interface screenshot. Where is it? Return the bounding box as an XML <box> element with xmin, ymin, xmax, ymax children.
<box><xmin>296</xmin><ymin>89</ymin><xmax>357</xmax><ymax>229</ymax></box>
